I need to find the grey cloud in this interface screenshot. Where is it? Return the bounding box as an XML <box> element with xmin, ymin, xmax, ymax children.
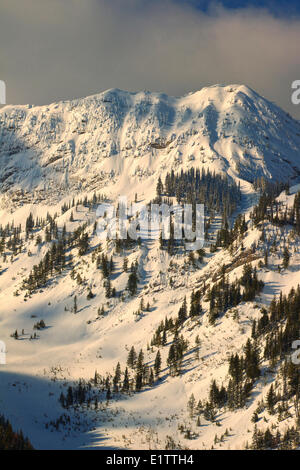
<box><xmin>0</xmin><ymin>0</ymin><xmax>299</xmax><ymax>118</ymax></box>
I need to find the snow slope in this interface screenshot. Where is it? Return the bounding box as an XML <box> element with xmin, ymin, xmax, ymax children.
<box><xmin>1</xmin><ymin>85</ymin><xmax>300</xmax><ymax>450</ymax></box>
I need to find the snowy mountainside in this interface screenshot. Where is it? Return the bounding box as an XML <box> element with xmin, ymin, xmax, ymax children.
<box><xmin>1</xmin><ymin>84</ymin><xmax>300</xmax><ymax>210</ymax></box>
<box><xmin>1</xmin><ymin>86</ymin><xmax>300</xmax><ymax>450</ymax></box>
<box><xmin>0</xmin><ymin>182</ymin><xmax>299</xmax><ymax>449</ymax></box>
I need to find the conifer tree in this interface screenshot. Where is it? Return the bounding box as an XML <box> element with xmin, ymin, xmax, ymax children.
<box><xmin>127</xmin><ymin>271</ymin><xmax>138</xmax><ymax>296</ymax></box>
<box><xmin>127</xmin><ymin>346</ymin><xmax>137</xmax><ymax>369</ymax></box>
<box><xmin>74</xmin><ymin>296</ymin><xmax>77</xmax><ymax>314</ymax></box>
<box><xmin>266</xmin><ymin>384</ymin><xmax>276</xmax><ymax>415</ymax></box>
<box><xmin>154</xmin><ymin>350</ymin><xmax>162</xmax><ymax>377</ymax></box>
<box><xmin>113</xmin><ymin>362</ymin><xmax>121</xmax><ymax>392</ymax></box>
<box><xmin>122</xmin><ymin>367</ymin><xmax>130</xmax><ymax>392</ymax></box>
<box><xmin>282</xmin><ymin>247</ymin><xmax>290</xmax><ymax>269</ymax></box>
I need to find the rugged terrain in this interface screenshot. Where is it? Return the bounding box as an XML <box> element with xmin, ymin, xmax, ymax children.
<box><xmin>1</xmin><ymin>84</ymin><xmax>300</xmax><ymax>450</ymax></box>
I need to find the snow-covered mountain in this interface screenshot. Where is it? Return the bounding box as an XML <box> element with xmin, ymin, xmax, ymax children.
<box><xmin>1</xmin><ymin>84</ymin><xmax>300</xmax><ymax>209</ymax></box>
<box><xmin>1</xmin><ymin>85</ymin><xmax>300</xmax><ymax>451</ymax></box>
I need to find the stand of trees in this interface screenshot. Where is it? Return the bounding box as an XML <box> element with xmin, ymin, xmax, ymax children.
<box><xmin>251</xmin><ymin>425</ymin><xmax>300</xmax><ymax>450</ymax></box>
<box><xmin>22</xmin><ymin>222</ymin><xmax>90</xmax><ymax>293</ymax></box>
<box><xmin>0</xmin><ymin>415</ymin><xmax>33</xmax><ymax>450</ymax></box>
<box><xmin>160</xmin><ymin>168</ymin><xmax>241</xmax><ymax>217</ymax></box>
<box><xmin>207</xmin><ymin>263</ymin><xmax>264</xmax><ymax>324</ymax></box>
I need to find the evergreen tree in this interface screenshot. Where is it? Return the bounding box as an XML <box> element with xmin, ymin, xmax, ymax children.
<box><xmin>113</xmin><ymin>362</ymin><xmax>121</xmax><ymax>392</ymax></box>
<box><xmin>73</xmin><ymin>296</ymin><xmax>77</xmax><ymax>314</ymax></box>
<box><xmin>266</xmin><ymin>384</ymin><xmax>276</xmax><ymax>415</ymax></box>
<box><xmin>156</xmin><ymin>177</ymin><xmax>164</xmax><ymax>197</ymax></box>
<box><xmin>283</xmin><ymin>247</ymin><xmax>290</xmax><ymax>269</ymax></box>
<box><xmin>127</xmin><ymin>271</ymin><xmax>138</xmax><ymax>296</ymax></box>
<box><xmin>122</xmin><ymin>367</ymin><xmax>130</xmax><ymax>392</ymax></box>
<box><xmin>178</xmin><ymin>297</ymin><xmax>187</xmax><ymax>324</ymax></box>
<box><xmin>154</xmin><ymin>350</ymin><xmax>162</xmax><ymax>377</ymax></box>
<box><xmin>123</xmin><ymin>257</ymin><xmax>128</xmax><ymax>272</ymax></box>
<box><xmin>127</xmin><ymin>346</ymin><xmax>137</xmax><ymax>369</ymax></box>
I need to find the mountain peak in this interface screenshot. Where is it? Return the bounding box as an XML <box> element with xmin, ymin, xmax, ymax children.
<box><xmin>0</xmin><ymin>84</ymin><xmax>300</xmax><ymax>209</ymax></box>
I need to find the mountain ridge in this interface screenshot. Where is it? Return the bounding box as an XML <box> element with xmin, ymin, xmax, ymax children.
<box><xmin>1</xmin><ymin>83</ymin><xmax>300</xmax><ymax>210</ymax></box>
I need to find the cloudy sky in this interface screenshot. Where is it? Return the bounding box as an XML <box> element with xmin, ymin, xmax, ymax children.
<box><xmin>1</xmin><ymin>0</ymin><xmax>300</xmax><ymax>118</ymax></box>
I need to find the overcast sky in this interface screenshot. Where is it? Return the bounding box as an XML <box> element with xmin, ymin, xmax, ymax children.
<box><xmin>1</xmin><ymin>0</ymin><xmax>300</xmax><ymax>118</ymax></box>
